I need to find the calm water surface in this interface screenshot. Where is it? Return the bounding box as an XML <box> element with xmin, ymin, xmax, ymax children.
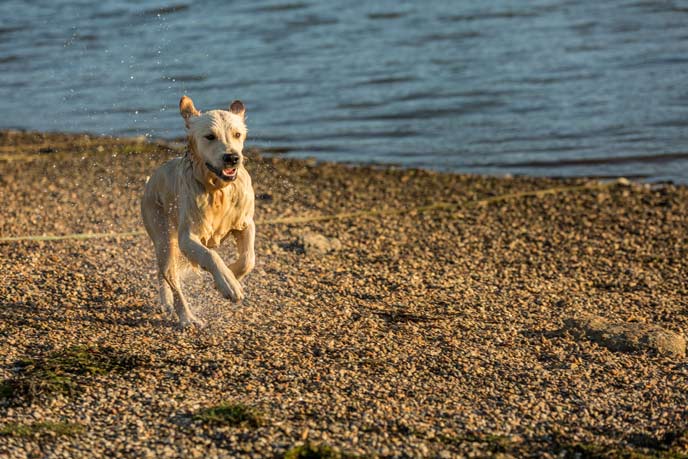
<box><xmin>2</xmin><ymin>0</ymin><xmax>688</xmax><ymax>181</ymax></box>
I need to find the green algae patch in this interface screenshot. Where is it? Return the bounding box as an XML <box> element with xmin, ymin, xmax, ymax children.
<box><xmin>0</xmin><ymin>421</ymin><xmax>84</xmax><ymax>438</ymax></box>
<box><xmin>193</xmin><ymin>402</ymin><xmax>265</xmax><ymax>428</ymax></box>
<box><xmin>0</xmin><ymin>345</ymin><xmax>147</xmax><ymax>402</ymax></box>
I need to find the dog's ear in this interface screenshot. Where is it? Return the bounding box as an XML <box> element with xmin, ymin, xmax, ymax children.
<box><xmin>180</xmin><ymin>96</ymin><xmax>200</xmax><ymax>128</ymax></box>
<box><xmin>229</xmin><ymin>100</ymin><xmax>245</xmax><ymax>119</ymax></box>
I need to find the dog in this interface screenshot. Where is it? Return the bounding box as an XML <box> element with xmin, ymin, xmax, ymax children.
<box><xmin>141</xmin><ymin>96</ymin><xmax>255</xmax><ymax>327</ymax></box>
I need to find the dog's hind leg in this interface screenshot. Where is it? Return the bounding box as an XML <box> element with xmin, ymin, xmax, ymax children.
<box><xmin>142</xmin><ymin>201</ymin><xmax>175</xmax><ymax>317</ymax></box>
<box><xmin>159</xmin><ymin>244</ymin><xmax>205</xmax><ymax>328</ymax></box>
<box><xmin>156</xmin><ymin>252</ymin><xmax>175</xmax><ymax>317</ymax></box>
<box><xmin>142</xmin><ymin>200</ymin><xmax>203</xmax><ymax>328</ymax></box>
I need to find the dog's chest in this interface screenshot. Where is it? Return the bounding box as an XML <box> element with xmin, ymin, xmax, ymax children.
<box><xmin>202</xmin><ymin>188</ymin><xmax>244</xmax><ymax>248</ymax></box>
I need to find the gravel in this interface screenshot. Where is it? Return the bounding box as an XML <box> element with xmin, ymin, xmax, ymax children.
<box><xmin>0</xmin><ymin>130</ymin><xmax>687</xmax><ymax>458</ymax></box>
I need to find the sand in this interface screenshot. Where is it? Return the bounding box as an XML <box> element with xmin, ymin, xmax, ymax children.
<box><xmin>0</xmin><ymin>130</ymin><xmax>687</xmax><ymax>458</ymax></box>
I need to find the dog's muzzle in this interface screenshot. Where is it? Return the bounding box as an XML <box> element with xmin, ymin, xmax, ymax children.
<box><xmin>206</xmin><ymin>161</ymin><xmax>238</xmax><ymax>181</ymax></box>
<box><xmin>223</xmin><ymin>153</ymin><xmax>240</xmax><ymax>166</ymax></box>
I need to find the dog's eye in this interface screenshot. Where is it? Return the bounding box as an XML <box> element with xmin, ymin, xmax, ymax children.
<box><xmin>204</xmin><ymin>134</ymin><xmax>216</xmax><ymax>141</ymax></box>
<box><xmin>233</xmin><ymin>132</ymin><xmax>242</xmax><ymax>139</ymax></box>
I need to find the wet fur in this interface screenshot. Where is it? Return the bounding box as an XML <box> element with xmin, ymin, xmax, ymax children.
<box><xmin>141</xmin><ymin>96</ymin><xmax>255</xmax><ymax>327</ymax></box>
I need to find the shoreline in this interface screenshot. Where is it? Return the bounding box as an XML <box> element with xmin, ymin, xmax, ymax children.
<box><xmin>1</xmin><ymin>128</ymin><xmax>681</xmax><ymax>185</ymax></box>
<box><xmin>1</xmin><ymin>130</ymin><xmax>687</xmax><ymax>458</ymax></box>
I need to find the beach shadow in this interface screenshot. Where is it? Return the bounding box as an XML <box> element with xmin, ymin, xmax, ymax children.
<box><xmin>0</xmin><ymin>300</ymin><xmax>67</xmax><ymax>324</ymax></box>
<box><xmin>78</xmin><ymin>313</ymin><xmax>170</xmax><ymax>329</ymax></box>
<box><xmin>77</xmin><ymin>301</ymin><xmax>171</xmax><ymax>329</ymax></box>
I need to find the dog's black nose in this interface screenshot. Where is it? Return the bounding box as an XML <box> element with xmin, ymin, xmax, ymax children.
<box><xmin>222</xmin><ymin>153</ymin><xmax>239</xmax><ymax>165</ymax></box>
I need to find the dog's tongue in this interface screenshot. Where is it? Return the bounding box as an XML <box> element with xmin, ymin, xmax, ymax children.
<box><xmin>223</xmin><ymin>168</ymin><xmax>236</xmax><ymax>176</ymax></box>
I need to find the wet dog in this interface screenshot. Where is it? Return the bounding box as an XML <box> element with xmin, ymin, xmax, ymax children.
<box><xmin>141</xmin><ymin>96</ymin><xmax>255</xmax><ymax>327</ymax></box>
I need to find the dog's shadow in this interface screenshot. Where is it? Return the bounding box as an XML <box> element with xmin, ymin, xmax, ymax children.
<box><xmin>79</xmin><ymin>302</ymin><xmax>173</xmax><ymax>329</ymax></box>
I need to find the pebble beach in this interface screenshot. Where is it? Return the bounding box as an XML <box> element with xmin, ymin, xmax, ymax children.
<box><xmin>0</xmin><ymin>130</ymin><xmax>687</xmax><ymax>458</ymax></box>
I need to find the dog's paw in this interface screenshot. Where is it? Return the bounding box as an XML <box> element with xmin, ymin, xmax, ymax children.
<box><xmin>214</xmin><ymin>270</ymin><xmax>244</xmax><ymax>303</ymax></box>
<box><xmin>160</xmin><ymin>302</ymin><xmax>175</xmax><ymax>318</ymax></box>
<box><xmin>178</xmin><ymin>313</ymin><xmax>206</xmax><ymax>329</ymax></box>
<box><xmin>233</xmin><ymin>283</ymin><xmax>245</xmax><ymax>302</ymax></box>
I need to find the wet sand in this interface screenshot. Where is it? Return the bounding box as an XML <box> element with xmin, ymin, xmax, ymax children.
<box><xmin>0</xmin><ymin>130</ymin><xmax>687</xmax><ymax>458</ymax></box>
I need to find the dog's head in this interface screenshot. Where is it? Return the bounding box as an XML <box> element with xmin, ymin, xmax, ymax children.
<box><xmin>180</xmin><ymin>95</ymin><xmax>247</xmax><ymax>188</ymax></box>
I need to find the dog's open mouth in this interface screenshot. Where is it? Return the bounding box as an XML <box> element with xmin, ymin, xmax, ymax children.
<box><xmin>206</xmin><ymin>162</ymin><xmax>238</xmax><ymax>181</ymax></box>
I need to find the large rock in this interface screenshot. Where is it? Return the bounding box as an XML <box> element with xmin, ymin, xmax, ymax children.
<box><xmin>564</xmin><ymin>313</ymin><xmax>686</xmax><ymax>358</ymax></box>
<box><xmin>300</xmin><ymin>231</ymin><xmax>342</xmax><ymax>255</ymax></box>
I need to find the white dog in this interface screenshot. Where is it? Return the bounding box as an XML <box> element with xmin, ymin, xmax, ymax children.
<box><xmin>141</xmin><ymin>96</ymin><xmax>255</xmax><ymax>327</ymax></box>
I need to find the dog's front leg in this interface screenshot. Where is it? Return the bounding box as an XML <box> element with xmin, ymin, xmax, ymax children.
<box><xmin>229</xmin><ymin>219</ymin><xmax>256</xmax><ymax>281</ymax></box>
<box><xmin>178</xmin><ymin>225</ymin><xmax>244</xmax><ymax>302</ymax></box>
